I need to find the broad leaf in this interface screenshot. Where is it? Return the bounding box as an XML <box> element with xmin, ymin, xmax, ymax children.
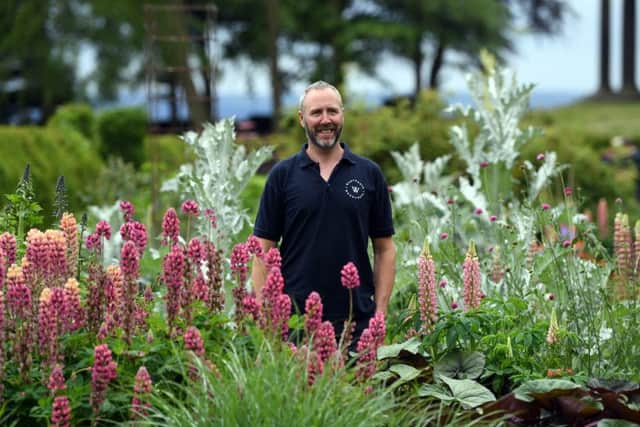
<box><xmin>377</xmin><ymin>337</ymin><xmax>421</xmax><ymax>360</ymax></box>
<box><xmin>514</xmin><ymin>379</ymin><xmax>582</xmax><ymax>402</ymax></box>
<box><xmin>417</xmin><ymin>384</ymin><xmax>455</xmax><ymax>401</ymax></box>
<box><xmin>434</xmin><ymin>350</ymin><xmax>485</xmax><ymax>379</ymax></box>
<box><xmin>439</xmin><ymin>375</ymin><xmax>496</xmax><ymax>409</ymax></box>
<box><xmin>389</xmin><ymin>364</ymin><xmax>421</xmax><ymax>385</ymax></box>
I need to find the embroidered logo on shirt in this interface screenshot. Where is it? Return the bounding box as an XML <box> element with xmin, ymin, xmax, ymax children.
<box><xmin>345</xmin><ymin>179</ymin><xmax>365</xmax><ymax>199</ymax></box>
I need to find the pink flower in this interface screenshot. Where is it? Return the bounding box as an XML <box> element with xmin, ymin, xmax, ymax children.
<box><xmin>246</xmin><ymin>235</ymin><xmax>263</xmax><ymax>258</ymax></box>
<box><xmin>131</xmin><ymin>366</ymin><xmax>153</xmax><ymax>418</ymax></box>
<box><xmin>542</xmin><ymin>203</ymin><xmax>551</xmax><ymax>210</ymax></box>
<box><xmin>120</xmin><ymin>241</ymin><xmax>140</xmax><ymax>279</ymax></box>
<box><xmin>90</xmin><ymin>344</ymin><xmax>118</xmax><ymax>414</ymax></box>
<box><xmin>418</xmin><ymin>244</ymin><xmax>437</xmax><ymax>334</ymax></box>
<box><xmin>474</xmin><ymin>208</ymin><xmax>483</xmax><ymax>215</ymax></box>
<box><xmin>262</xmin><ymin>267</ymin><xmax>285</xmax><ymax>312</ymax></box>
<box><xmin>314</xmin><ymin>321</ymin><xmax>337</xmax><ymax>363</ymax></box>
<box><xmin>451</xmin><ymin>302</ymin><xmax>459</xmax><ymax>309</ymax></box>
<box><xmin>184</xmin><ymin>326</ymin><xmax>205</xmax><ymax>357</ymax></box>
<box><xmin>439</xmin><ymin>232</ymin><xmax>448</xmax><ymax>240</ymax></box>
<box><xmin>63</xmin><ymin>278</ymin><xmax>85</xmax><ymax>332</ymax></box>
<box><xmin>355</xmin><ymin>329</ymin><xmax>375</xmax><ymax>381</ymax></box>
<box><xmin>204</xmin><ymin>209</ymin><xmax>217</xmax><ymax>229</ymax></box>
<box><xmin>187</xmin><ymin>238</ymin><xmax>205</xmax><ymax>264</ymax></box>
<box><xmin>60</xmin><ymin>213</ymin><xmax>79</xmax><ymax>277</ymax></box>
<box><xmin>161</xmin><ymin>208</ymin><xmax>180</xmax><ymax>246</ymax></box>
<box><xmin>340</xmin><ymin>262</ymin><xmax>360</xmax><ymax>289</ymax></box>
<box><xmin>120</xmin><ymin>221</ymin><xmax>148</xmax><ymax>254</ymax></box>
<box><xmin>0</xmin><ymin>232</ymin><xmax>16</xmax><ymax>267</ymax></box>
<box><xmin>439</xmin><ymin>278</ymin><xmax>447</xmax><ymax>288</ymax></box>
<box><xmin>163</xmin><ymin>245</ymin><xmax>185</xmax><ymax>332</ymax></box>
<box><xmin>564</xmin><ymin>187</ymin><xmax>573</xmax><ymax>196</ymax></box>
<box><xmin>181</xmin><ymin>200</ymin><xmax>199</xmax><ymax>216</ymax></box>
<box><xmin>230</xmin><ymin>243</ymin><xmax>250</xmax><ymax>284</ymax></box>
<box><xmin>463</xmin><ymin>241</ymin><xmax>482</xmax><ymax>310</ymax></box>
<box><xmin>48</xmin><ymin>365</ymin><xmax>66</xmax><ymax>393</ymax></box>
<box><xmin>536</xmin><ymin>153</ymin><xmax>545</xmax><ymax>161</ymax></box>
<box><xmin>304</xmin><ymin>292</ymin><xmax>323</xmax><ymax>337</ymax></box>
<box><xmin>264</xmin><ymin>247</ymin><xmax>282</xmax><ymax>270</ymax></box>
<box><xmin>51</xmin><ymin>395</ymin><xmax>71</xmax><ymax>427</ymax></box>
<box><xmin>447</xmin><ymin>198</ymin><xmax>455</xmax><ymax>205</ymax></box>
<box><xmin>273</xmin><ymin>294</ymin><xmax>292</xmax><ymax>339</ymax></box>
<box><xmin>562</xmin><ymin>240</ymin><xmax>571</xmax><ymax>248</ymax></box>
<box><xmin>489</xmin><ymin>215</ymin><xmax>497</xmax><ymax>222</ymax></box>
<box><xmin>479</xmin><ymin>161</ymin><xmax>489</xmax><ymax>168</ymax></box>
<box><xmin>120</xmin><ymin>200</ymin><xmax>135</xmax><ymax>223</ymax></box>
<box><xmin>241</xmin><ymin>295</ymin><xmax>260</xmax><ymax>321</ymax></box>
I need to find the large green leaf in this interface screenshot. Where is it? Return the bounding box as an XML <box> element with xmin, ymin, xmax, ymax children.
<box><xmin>377</xmin><ymin>337</ymin><xmax>421</xmax><ymax>360</ymax></box>
<box><xmin>439</xmin><ymin>375</ymin><xmax>496</xmax><ymax>409</ymax></box>
<box><xmin>434</xmin><ymin>350</ymin><xmax>485</xmax><ymax>379</ymax></box>
<box><xmin>389</xmin><ymin>363</ymin><xmax>421</xmax><ymax>385</ymax></box>
<box><xmin>514</xmin><ymin>379</ymin><xmax>582</xmax><ymax>402</ymax></box>
<box><xmin>417</xmin><ymin>384</ymin><xmax>455</xmax><ymax>402</ymax></box>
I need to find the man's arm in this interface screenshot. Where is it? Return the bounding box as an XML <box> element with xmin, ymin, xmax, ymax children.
<box><xmin>372</xmin><ymin>236</ymin><xmax>396</xmax><ymax>316</ymax></box>
<box><xmin>251</xmin><ymin>237</ymin><xmax>277</xmax><ymax>304</ymax></box>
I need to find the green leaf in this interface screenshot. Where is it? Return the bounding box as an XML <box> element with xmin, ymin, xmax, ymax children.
<box><xmin>389</xmin><ymin>364</ymin><xmax>421</xmax><ymax>384</ymax></box>
<box><xmin>439</xmin><ymin>375</ymin><xmax>496</xmax><ymax>409</ymax></box>
<box><xmin>597</xmin><ymin>420</ymin><xmax>640</xmax><ymax>427</ymax></box>
<box><xmin>434</xmin><ymin>350</ymin><xmax>485</xmax><ymax>379</ymax></box>
<box><xmin>377</xmin><ymin>337</ymin><xmax>421</xmax><ymax>360</ymax></box>
<box><xmin>513</xmin><ymin>379</ymin><xmax>581</xmax><ymax>402</ymax></box>
<box><xmin>372</xmin><ymin>371</ymin><xmax>395</xmax><ymax>382</ymax></box>
<box><xmin>417</xmin><ymin>384</ymin><xmax>455</xmax><ymax>401</ymax></box>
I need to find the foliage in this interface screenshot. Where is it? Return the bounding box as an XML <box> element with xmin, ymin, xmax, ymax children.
<box><xmin>47</xmin><ymin>103</ymin><xmax>96</xmax><ymax>141</ymax></box>
<box><xmin>162</xmin><ymin>118</ymin><xmax>272</xmax><ymax>254</ymax></box>
<box><xmin>96</xmin><ymin>107</ymin><xmax>148</xmax><ymax>168</ymax></box>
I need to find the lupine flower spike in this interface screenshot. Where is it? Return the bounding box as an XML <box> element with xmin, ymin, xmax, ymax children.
<box><xmin>417</xmin><ymin>241</ymin><xmax>437</xmax><ymax>335</ymax></box>
<box><xmin>463</xmin><ymin>240</ymin><xmax>482</xmax><ymax>310</ymax></box>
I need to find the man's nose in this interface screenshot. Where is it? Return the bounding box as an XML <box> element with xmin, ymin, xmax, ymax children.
<box><xmin>320</xmin><ymin>111</ymin><xmax>331</xmax><ymax>122</ymax></box>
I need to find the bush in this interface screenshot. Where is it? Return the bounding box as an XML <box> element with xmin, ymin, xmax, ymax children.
<box><xmin>46</xmin><ymin>102</ymin><xmax>96</xmax><ymax>141</ymax></box>
<box><xmin>0</xmin><ymin>126</ymin><xmax>104</xmax><ymax>220</ymax></box>
<box><xmin>96</xmin><ymin>107</ymin><xmax>148</xmax><ymax>168</ymax></box>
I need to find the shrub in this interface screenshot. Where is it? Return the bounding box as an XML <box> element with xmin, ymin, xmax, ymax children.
<box><xmin>46</xmin><ymin>102</ymin><xmax>96</xmax><ymax>141</ymax></box>
<box><xmin>96</xmin><ymin>107</ymin><xmax>148</xmax><ymax>168</ymax></box>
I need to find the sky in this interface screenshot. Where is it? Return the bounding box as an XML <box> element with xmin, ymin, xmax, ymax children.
<box><xmin>216</xmin><ymin>0</ymin><xmax>638</xmax><ymax>105</ymax></box>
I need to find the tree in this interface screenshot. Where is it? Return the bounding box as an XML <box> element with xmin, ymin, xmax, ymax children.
<box><xmin>620</xmin><ymin>0</ymin><xmax>639</xmax><ymax>98</ymax></box>
<box><xmin>596</xmin><ymin>0</ymin><xmax>613</xmax><ymax>96</ymax></box>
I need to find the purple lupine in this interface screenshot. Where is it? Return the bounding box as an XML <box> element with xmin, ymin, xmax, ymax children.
<box><xmin>463</xmin><ymin>241</ymin><xmax>482</xmax><ymax>310</ymax></box>
<box><xmin>131</xmin><ymin>366</ymin><xmax>153</xmax><ymax>419</ymax></box>
<box><xmin>340</xmin><ymin>262</ymin><xmax>360</xmax><ymax>289</ymax></box>
<box><xmin>163</xmin><ymin>245</ymin><xmax>185</xmax><ymax>334</ymax></box>
<box><xmin>304</xmin><ymin>292</ymin><xmax>323</xmax><ymax>338</ymax></box>
<box><xmin>161</xmin><ymin>208</ymin><xmax>180</xmax><ymax>246</ymax></box>
<box><xmin>417</xmin><ymin>243</ymin><xmax>437</xmax><ymax>334</ymax></box>
<box><xmin>90</xmin><ymin>344</ymin><xmax>118</xmax><ymax>415</ymax></box>
<box><xmin>120</xmin><ymin>200</ymin><xmax>135</xmax><ymax>223</ymax></box>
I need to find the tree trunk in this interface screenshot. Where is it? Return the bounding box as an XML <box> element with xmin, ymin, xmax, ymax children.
<box><xmin>266</xmin><ymin>0</ymin><xmax>282</xmax><ymax>129</ymax></box>
<box><xmin>597</xmin><ymin>0</ymin><xmax>612</xmax><ymax>95</ymax></box>
<box><xmin>621</xmin><ymin>0</ymin><xmax>639</xmax><ymax>97</ymax></box>
<box><xmin>428</xmin><ymin>41</ymin><xmax>446</xmax><ymax>90</ymax></box>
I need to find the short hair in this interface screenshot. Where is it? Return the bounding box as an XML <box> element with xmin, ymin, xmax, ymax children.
<box><xmin>298</xmin><ymin>81</ymin><xmax>344</xmax><ymax>112</ymax></box>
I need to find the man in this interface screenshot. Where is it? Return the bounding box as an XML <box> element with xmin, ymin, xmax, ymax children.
<box><xmin>252</xmin><ymin>81</ymin><xmax>396</xmax><ymax>345</ymax></box>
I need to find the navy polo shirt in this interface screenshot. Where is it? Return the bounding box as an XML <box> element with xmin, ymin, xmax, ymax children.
<box><xmin>254</xmin><ymin>143</ymin><xmax>394</xmax><ymax>321</ymax></box>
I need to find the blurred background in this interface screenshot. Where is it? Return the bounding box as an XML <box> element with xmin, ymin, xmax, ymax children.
<box><xmin>1</xmin><ymin>0</ymin><xmax>639</xmax><ymax>235</ymax></box>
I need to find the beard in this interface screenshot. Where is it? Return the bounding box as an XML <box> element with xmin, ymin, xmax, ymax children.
<box><xmin>303</xmin><ymin>121</ymin><xmax>343</xmax><ymax>150</ymax></box>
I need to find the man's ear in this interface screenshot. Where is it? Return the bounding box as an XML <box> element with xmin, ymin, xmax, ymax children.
<box><xmin>298</xmin><ymin>110</ymin><xmax>304</xmax><ymax>128</ymax></box>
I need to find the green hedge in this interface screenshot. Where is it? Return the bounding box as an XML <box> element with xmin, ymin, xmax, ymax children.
<box><xmin>97</xmin><ymin>107</ymin><xmax>148</xmax><ymax>168</ymax></box>
<box><xmin>0</xmin><ymin>125</ymin><xmax>104</xmax><ymax>219</ymax></box>
<box><xmin>46</xmin><ymin>103</ymin><xmax>96</xmax><ymax>141</ymax></box>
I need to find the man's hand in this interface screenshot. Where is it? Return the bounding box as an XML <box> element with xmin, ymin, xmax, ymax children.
<box><xmin>251</xmin><ymin>237</ymin><xmax>277</xmax><ymax>304</ymax></box>
<box><xmin>372</xmin><ymin>236</ymin><xmax>396</xmax><ymax>316</ymax></box>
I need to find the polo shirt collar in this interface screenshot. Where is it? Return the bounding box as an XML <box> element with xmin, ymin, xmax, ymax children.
<box><xmin>298</xmin><ymin>142</ymin><xmax>356</xmax><ymax>168</ymax></box>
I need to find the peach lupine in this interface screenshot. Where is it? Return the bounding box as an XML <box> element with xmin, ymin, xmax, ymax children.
<box><xmin>462</xmin><ymin>241</ymin><xmax>482</xmax><ymax>310</ymax></box>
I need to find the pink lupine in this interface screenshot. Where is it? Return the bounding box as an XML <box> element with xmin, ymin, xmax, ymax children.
<box><xmin>355</xmin><ymin>329</ymin><xmax>376</xmax><ymax>381</ymax></box>
<box><xmin>192</xmin><ymin>273</ymin><xmax>209</xmax><ymax>302</ymax></box>
<box><xmin>106</xmin><ymin>266</ymin><xmax>124</xmax><ymax>307</ymax></box>
<box><xmin>60</xmin><ymin>213</ymin><xmax>79</xmax><ymax>277</ymax></box>
<box><xmin>489</xmin><ymin>246</ymin><xmax>505</xmax><ymax>284</ymax></box>
<box><xmin>241</xmin><ymin>295</ymin><xmax>260</xmax><ymax>321</ymax></box>
<box><xmin>51</xmin><ymin>395</ymin><xmax>71</xmax><ymax>427</ymax></box>
<box><xmin>121</xmin><ymin>241</ymin><xmax>141</xmax><ymax>343</ymax></box>
<box><xmin>614</xmin><ymin>213</ymin><xmax>632</xmax><ymax>277</ymax></box>
<box><xmin>95</xmin><ymin>220</ymin><xmax>112</xmax><ymax>240</ymax></box>
<box><xmin>131</xmin><ymin>366</ymin><xmax>153</xmax><ymax>418</ymax></box>
<box><xmin>0</xmin><ymin>291</ymin><xmax>5</xmax><ymax>396</ymax></box>
<box><xmin>181</xmin><ymin>200</ymin><xmax>199</xmax><ymax>216</ymax></box>
<box><xmin>246</xmin><ymin>235</ymin><xmax>263</xmax><ymax>258</ymax></box>
<box><xmin>304</xmin><ymin>292</ymin><xmax>323</xmax><ymax>337</ymax></box>
<box><xmin>204</xmin><ymin>241</ymin><xmax>224</xmax><ymax>313</ymax></box>
<box><xmin>162</xmin><ymin>208</ymin><xmax>180</xmax><ymax>246</ymax></box>
<box><xmin>90</xmin><ymin>344</ymin><xmax>118</xmax><ymax>415</ymax></box>
<box><xmin>187</xmin><ymin>238</ymin><xmax>205</xmax><ymax>264</ymax></box>
<box><xmin>264</xmin><ymin>247</ymin><xmax>282</xmax><ymax>270</ymax></box>
<box><xmin>230</xmin><ymin>243</ymin><xmax>250</xmax><ymax>285</ymax></box>
<box><xmin>262</xmin><ymin>267</ymin><xmax>285</xmax><ymax>310</ymax></box>
<box><xmin>25</xmin><ymin>229</ymin><xmax>68</xmax><ymax>287</ymax></box>
<box><xmin>564</xmin><ymin>187</ymin><xmax>573</xmax><ymax>196</ymax></box>
<box><xmin>0</xmin><ymin>232</ymin><xmax>16</xmax><ymax>267</ymax></box>
<box><xmin>204</xmin><ymin>208</ymin><xmax>218</xmax><ymax>229</ymax></box>
<box><xmin>463</xmin><ymin>241</ymin><xmax>482</xmax><ymax>310</ymax></box>
<box><xmin>7</xmin><ymin>264</ymin><xmax>31</xmax><ymax>320</ymax></box>
<box><xmin>417</xmin><ymin>243</ymin><xmax>437</xmax><ymax>334</ymax></box>
<box><xmin>273</xmin><ymin>293</ymin><xmax>292</xmax><ymax>339</ymax></box>
<box><xmin>121</xmin><ymin>241</ymin><xmax>140</xmax><ymax>279</ymax></box>
<box><xmin>314</xmin><ymin>321</ymin><xmax>337</xmax><ymax>363</ymax></box>
<box><xmin>597</xmin><ymin>198</ymin><xmax>608</xmax><ymax>238</ymax></box>
<box><xmin>340</xmin><ymin>262</ymin><xmax>360</xmax><ymax>289</ymax></box>
<box><xmin>120</xmin><ymin>221</ymin><xmax>148</xmax><ymax>254</ymax></box>
<box><xmin>85</xmin><ymin>233</ymin><xmax>101</xmax><ymax>253</ymax></box>
<box><xmin>38</xmin><ymin>288</ymin><xmax>58</xmax><ymax>369</ymax></box>
<box><xmin>0</xmin><ymin>250</ymin><xmax>5</xmax><ymax>291</ymax></box>
<box><xmin>634</xmin><ymin>220</ymin><xmax>640</xmax><ymax>275</ymax></box>
<box><xmin>368</xmin><ymin>311</ymin><xmax>386</xmax><ymax>348</ymax></box>
<box><xmin>184</xmin><ymin>326</ymin><xmax>205</xmax><ymax>357</ymax></box>
<box><xmin>163</xmin><ymin>245</ymin><xmax>185</xmax><ymax>334</ymax></box>
<box><xmin>48</xmin><ymin>365</ymin><xmax>66</xmax><ymax>393</ymax></box>
<box><xmin>120</xmin><ymin>200</ymin><xmax>135</xmax><ymax>223</ymax></box>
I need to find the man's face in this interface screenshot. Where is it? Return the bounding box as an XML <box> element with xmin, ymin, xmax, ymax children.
<box><xmin>298</xmin><ymin>88</ymin><xmax>344</xmax><ymax>150</ymax></box>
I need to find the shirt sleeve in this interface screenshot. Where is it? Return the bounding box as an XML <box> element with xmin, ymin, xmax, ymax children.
<box><xmin>254</xmin><ymin>167</ymin><xmax>284</xmax><ymax>242</ymax></box>
<box><xmin>369</xmin><ymin>165</ymin><xmax>395</xmax><ymax>238</ymax></box>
